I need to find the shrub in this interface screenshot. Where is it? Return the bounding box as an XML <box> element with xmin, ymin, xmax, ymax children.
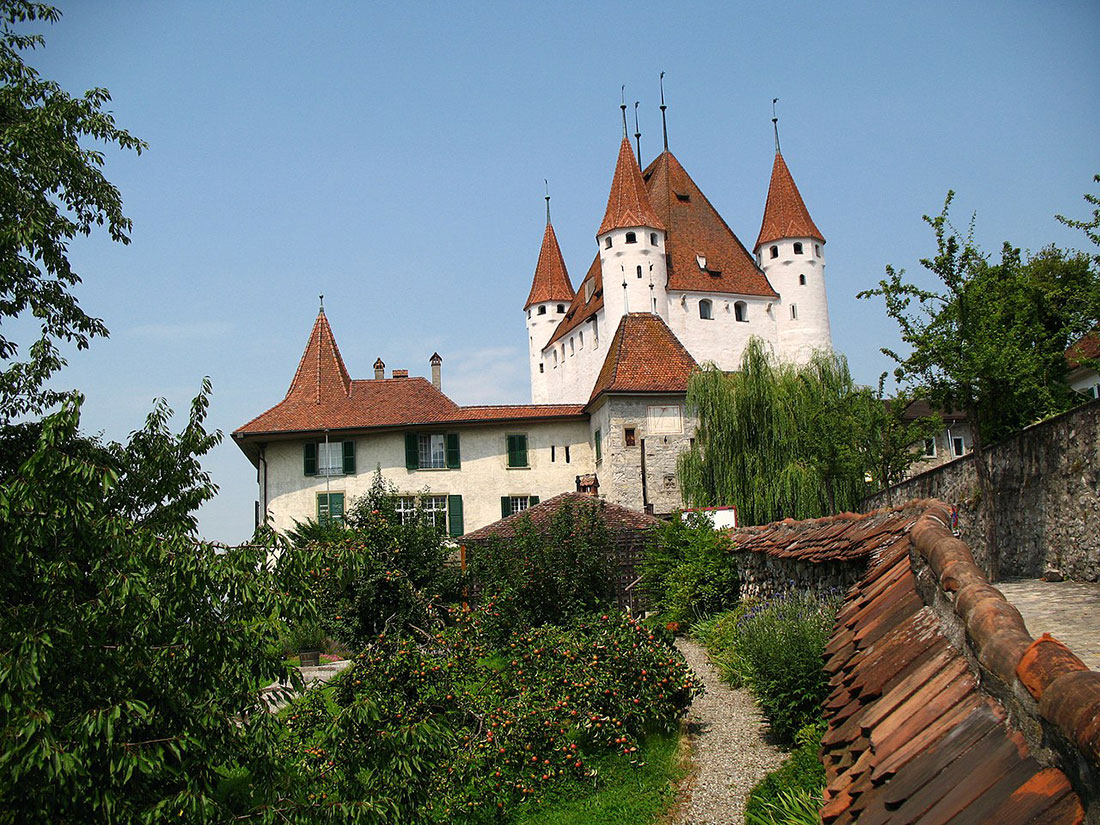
<box><xmin>691</xmin><ymin>604</ymin><xmax>753</xmax><ymax>688</ymax></box>
<box><xmin>641</xmin><ymin>513</ymin><xmax>737</xmax><ymax>624</ymax></box>
<box><xmin>468</xmin><ymin>501</ymin><xmax>616</xmax><ymax>640</ymax></box>
<box><xmin>732</xmin><ymin>592</ymin><xmax>840</xmax><ymax>744</ymax></box>
<box><xmin>745</xmin><ymin>722</ymin><xmax>826</xmax><ymax>822</ymax></box>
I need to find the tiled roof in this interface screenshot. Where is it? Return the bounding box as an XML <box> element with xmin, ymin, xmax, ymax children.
<box><xmin>727</xmin><ymin>504</ymin><xmax>928</xmax><ymax>564</ymax></box>
<box><xmin>898</xmin><ymin>399</ymin><xmax>967</xmax><ymax>423</ymax></box>
<box><xmin>818</xmin><ymin>501</ymin><xmax>1092</xmax><ymax>824</ymax></box>
<box><xmin>545</xmin><ymin>254</ymin><xmax>603</xmax><ymax>347</ymax></box>
<box><xmin>755</xmin><ymin>152</ymin><xmax>824</xmax><ymax>249</ymax></box>
<box><xmin>643</xmin><ymin>151</ymin><xmax>778</xmax><ymax>298</ymax></box>
<box><xmin>597</xmin><ymin>137</ymin><xmax>665</xmax><ymax>235</ymax></box>
<box><xmin>524</xmin><ymin>220</ymin><xmax>575</xmax><ymax>309</ymax></box>
<box><xmin>587</xmin><ymin>313</ymin><xmax>697</xmax><ymax>405</ymax></box>
<box><xmin>1066</xmin><ymin>331</ymin><xmax>1099</xmax><ymax>369</ymax></box>
<box><xmin>234</xmin><ymin>316</ymin><xmax>586</xmax><ymax>437</ymax></box>
<box><xmin>461</xmin><ymin>492</ymin><xmax>659</xmax><ymax>541</ymax></box>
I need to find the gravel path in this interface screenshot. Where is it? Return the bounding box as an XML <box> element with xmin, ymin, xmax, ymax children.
<box><xmin>670</xmin><ymin>639</ymin><xmax>786</xmax><ymax>825</ymax></box>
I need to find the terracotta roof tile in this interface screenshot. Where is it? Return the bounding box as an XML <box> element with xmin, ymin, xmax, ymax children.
<box><xmin>597</xmin><ymin>137</ymin><xmax>665</xmax><ymax>235</ymax></box>
<box><xmin>461</xmin><ymin>491</ymin><xmax>659</xmax><ymax>541</ymax></box>
<box><xmin>755</xmin><ymin>151</ymin><xmax>824</xmax><ymax>249</ymax></box>
<box><xmin>286</xmin><ymin>309</ymin><xmax>352</xmax><ymax>404</ymax></box>
<box><xmin>524</xmin><ymin>220</ymin><xmax>575</xmax><ymax>309</ymax></box>
<box><xmin>1066</xmin><ymin>330</ymin><xmax>1100</xmax><ymax>369</ymax></box>
<box><xmin>545</xmin><ymin>254</ymin><xmax>603</xmax><ymax>348</ymax></box>
<box><xmin>587</xmin><ymin>313</ymin><xmax>697</xmax><ymax>405</ymax></box>
<box><xmin>643</xmin><ymin>151</ymin><xmax>778</xmax><ymax>297</ymax></box>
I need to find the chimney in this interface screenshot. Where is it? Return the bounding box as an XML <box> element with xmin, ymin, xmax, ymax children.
<box><xmin>430</xmin><ymin>352</ymin><xmax>443</xmax><ymax>390</ymax></box>
<box><xmin>392</xmin><ymin>369</ymin><xmax>409</xmax><ymax>379</ymax></box>
<box><xmin>373</xmin><ymin>358</ymin><xmax>385</xmax><ymax>380</ymax></box>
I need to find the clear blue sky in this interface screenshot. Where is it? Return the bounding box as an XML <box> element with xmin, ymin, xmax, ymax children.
<box><xmin>24</xmin><ymin>1</ymin><xmax>1100</xmax><ymax>544</ymax></box>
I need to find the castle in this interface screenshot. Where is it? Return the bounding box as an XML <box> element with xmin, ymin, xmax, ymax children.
<box><xmin>233</xmin><ymin>113</ymin><xmax>832</xmax><ymax>536</ymax></box>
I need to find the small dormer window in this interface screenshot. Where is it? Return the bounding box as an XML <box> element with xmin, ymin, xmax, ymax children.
<box><xmin>793</xmin><ymin>242</ymin><xmax>804</xmax><ymax>255</ymax></box>
<box><xmin>734</xmin><ymin>301</ymin><xmax>747</xmax><ymax>322</ymax></box>
<box><xmin>604</xmin><ymin>236</ymin><xmax>612</xmax><ymax>249</ymax></box>
<box><xmin>696</xmin><ymin>254</ymin><xmax>707</xmax><ymax>269</ymax></box>
<box><xmin>675</xmin><ymin>192</ymin><xmax>690</xmax><ymax>202</ymax></box>
<box><xmin>650</xmin><ymin>233</ymin><xmax>658</xmax><ymax>245</ymax></box>
<box><xmin>699</xmin><ymin>299</ymin><xmax>713</xmax><ymax>320</ymax></box>
<box><xmin>584</xmin><ymin>281</ymin><xmax>595</xmax><ymax>302</ymax></box>
<box><xmin>769</xmin><ymin>245</ymin><xmax>779</xmax><ymax>259</ymax></box>
<box><xmin>537</xmin><ymin>305</ymin><xmax>546</xmax><ymax>315</ymax></box>
<box><xmin>625</xmin><ymin>232</ymin><xmax>637</xmax><ymax>244</ymax></box>
<box><xmin>799</xmin><ymin>274</ymin><xmax>806</xmax><ymax>285</ymax></box>
<box><xmin>557</xmin><ymin>304</ymin><xmax>566</xmax><ymax>313</ymax></box>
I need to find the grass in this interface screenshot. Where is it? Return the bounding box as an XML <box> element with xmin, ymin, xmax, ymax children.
<box><xmin>511</xmin><ymin>731</ymin><xmax>687</xmax><ymax>825</ymax></box>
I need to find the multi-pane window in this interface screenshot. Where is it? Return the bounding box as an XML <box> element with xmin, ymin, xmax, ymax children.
<box><xmin>304</xmin><ymin>441</ymin><xmax>355</xmax><ymax>477</ymax></box>
<box><xmin>396</xmin><ymin>496</ymin><xmax>417</xmax><ymax>525</ymax></box>
<box><xmin>423</xmin><ymin>495</ymin><xmax>448</xmax><ymax>529</ymax></box>
<box><xmin>419</xmin><ymin>433</ymin><xmax>446</xmax><ymax>468</ymax></box>
<box><xmin>317</xmin><ymin>442</ymin><xmax>343</xmax><ymax>476</ymax></box>
<box><xmin>317</xmin><ymin>492</ymin><xmax>345</xmax><ymax>525</ymax></box>
<box><xmin>500</xmin><ymin>495</ymin><xmax>540</xmax><ymax>518</ymax></box>
<box><xmin>405</xmin><ymin>432</ymin><xmax>460</xmax><ymax>470</ymax></box>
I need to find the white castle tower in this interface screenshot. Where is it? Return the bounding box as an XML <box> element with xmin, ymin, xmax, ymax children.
<box><xmin>754</xmin><ymin>124</ymin><xmax>833</xmax><ymax>363</ymax></box>
<box><xmin>524</xmin><ymin>196</ymin><xmax>574</xmax><ymax>404</ymax></box>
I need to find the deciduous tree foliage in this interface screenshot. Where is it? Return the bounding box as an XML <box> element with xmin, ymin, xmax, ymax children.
<box><xmin>859</xmin><ymin>191</ymin><xmax>1100</xmax><ymax>575</ymax></box>
<box><xmin>0</xmin><ymin>1</ymin><xmax>146</xmax><ymax>421</ymax></box>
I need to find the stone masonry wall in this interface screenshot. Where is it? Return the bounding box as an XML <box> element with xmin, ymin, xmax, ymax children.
<box><xmin>863</xmin><ymin>398</ymin><xmax>1100</xmax><ymax>581</ymax></box>
<box><xmin>733</xmin><ymin>552</ymin><xmax>866</xmax><ymax>602</ymax></box>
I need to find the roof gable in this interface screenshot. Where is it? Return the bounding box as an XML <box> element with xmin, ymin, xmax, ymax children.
<box><xmin>525</xmin><ymin>220</ymin><xmax>575</xmax><ymax>309</ymax></box>
<box><xmin>597</xmin><ymin>137</ymin><xmax>665</xmax><ymax>235</ymax></box>
<box><xmin>755</xmin><ymin>151</ymin><xmax>824</xmax><ymax>249</ymax></box>
<box><xmin>588</xmin><ymin>313</ymin><xmax>697</xmax><ymax>404</ymax></box>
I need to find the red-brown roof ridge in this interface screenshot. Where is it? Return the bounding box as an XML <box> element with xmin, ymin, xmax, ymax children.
<box><xmin>597</xmin><ymin>137</ymin><xmax>665</xmax><ymax>235</ymax></box>
<box><xmin>755</xmin><ymin>151</ymin><xmax>824</xmax><ymax>249</ymax></box>
<box><xmin>525</xmin><ymin>220</ymin><xmax>575</xmax><ymax>309</ymax></box>
<box><xmin>588</xmin><ymin>313</ymin><xmax>697</xmax><ymax>405</ymax></box>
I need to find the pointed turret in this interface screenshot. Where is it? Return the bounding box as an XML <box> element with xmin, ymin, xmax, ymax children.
<box><xmin>524</xmin><ymin>220</ymin><xmax>574</xmax><ymax>310</ymax></box>
<box><xmin>285</xmin><ymin>307</ymin><xmax>352</xmax><ymax>404</ymax></box>
<box><xmin>598</xmin><ymin>137</ymin><xmax>665</xmax><ymax>235</ymax></box>
<box><xmin>755</xmin><ymin>152</ymin><xmax>824</xmax><ymax>249</ymax></box>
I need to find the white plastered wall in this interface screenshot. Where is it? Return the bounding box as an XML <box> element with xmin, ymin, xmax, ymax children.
<box><xmin>758</xmin><ymin>237</ymin><xmax>832</xmax><ymax>364</ymax></box>
<box><xmin>667</xmin><ymin>292</ymin><xmax>778</xmax><ymax>369</ymax></box>
<box><xmin>539</xmin><ymin>310</ymin><xmax>607</xmax><ymax>404</ymax></box>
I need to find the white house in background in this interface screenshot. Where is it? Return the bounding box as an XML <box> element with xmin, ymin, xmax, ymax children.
<box><xmin>1067</xmin><ymin>332</ymin><xmax>1100</xmax><ymax>399</ymax></box>
<box><xmin>233</xmin><ymin>112</ymin><xmax>834</xmax><ymax>536</ymax></box>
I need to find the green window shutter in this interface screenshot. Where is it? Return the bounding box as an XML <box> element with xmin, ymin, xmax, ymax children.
<box><xmin>405</xmin><ymin>432</ymin><xmax>419</xmax><ymax>470</ymax></box>
<box><xmin>517</xmin><ymin>435</ymin><xmax>527</xmax><ymax>467</ymax></box>
<box><xmin>342</xmin><ymin>440</ymin><xmax>356</xmax><ymax>474</ymax></box>
<box><xmin>448</xmin><ymin>494</ymin><xmax>464</xmax><ymax>537</ymax></box>
<box><xmin>506</xmin><ymin>435</ymin><xmax>517</xmax><ymax>467</ymax></box>
<box><xmin>446</xmin><ymin>433</ymin><xmax>461</xmax><ymax>469</ymax></box>
<box><xmin>529</xmin><ymin>495</ymin><xmax>540</xmax><ymax>506</ymax></box>
<box><xmin>304</xmin><ymin>442</ymin><xmax>317</xmax><ymax>476</ymax></box>
<box><xmin>507</xmin><ymin>434</ymin><xmax>528</xmax><ymax>467</ymax></box>
<box><xmin>501</xmin><ymin>496</ymin><xmax>510</xmax><ymax>518</ymax></box>
<box><xmin>331</xmin><ymin>492</ymin><xmax>344</xmax><ymax>523</ymax></box>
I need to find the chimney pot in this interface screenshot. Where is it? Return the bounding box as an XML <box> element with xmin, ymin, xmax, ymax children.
<box><xmin>430</xmin><ymin>352</ymin><xmax>443</xmax><ymax>390</ymax></box>
<box><xmin>392</xmin><ymin>369</ymin><xmax>408</xmax><ymax>379</ymax></box>
<box><xmin>373</xmin><ymin>358</ymin><xmax>385</xmax><ymax>380</ymax></box>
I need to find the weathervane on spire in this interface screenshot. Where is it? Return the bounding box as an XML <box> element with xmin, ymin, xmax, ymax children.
<box><xmin>544</xmin><ymin>178</ymin><xmax>552</xmax><ymax>225</ymax></box>
<box><xmin>772</xmin><ymin>97</ymin><xmax>781</xmax><ymax>154</ymax></box>
<box><xmin>620</xmin><ymin>85</ymin><xmax>628</xmax><ymax>138</ymax></box>
<box><xmin>659</xmin><ymin>72</ymin><xmax>669</xmax><ymax>151</ymax></box>
<box><xmin>319</xmin><ymin>293</ymin><xmax>325</xmax><ymax>311</ymax></box>
<box><xmin>633</xmin><ymin>101</ymin><xmax>642</xmax><ymax>161</ymax></box>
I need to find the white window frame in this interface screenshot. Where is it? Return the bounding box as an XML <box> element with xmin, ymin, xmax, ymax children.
<box><xmin>509</xmin><ymin>496</ymin><xmax>530</xmax><ymax>515</ymax></box>
<box><xmin>418</xmin><ymin>433</ymin><xmax>446</xmax><ymax>469</ymax></box>
<box><xmin>317</xmin><ymin>441</ymin><xmax>345</xmax><ymax>476</ymax></box>
<box><xmin>923</xmin><ymin>438</ymin><xmax>936</xmax><ymax>458</ymax></box>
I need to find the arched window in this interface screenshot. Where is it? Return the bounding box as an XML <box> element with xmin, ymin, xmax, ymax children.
<box><xmin>556</xmin><ymin>304</ymin><xmax>566</xmax><ymax>313</ymax></box>
<box><xmin>553</xmin><ymin>350</ymin><xmax>558</xmax><ymax>365</ymax></box>
<box><xmin>734</xmin><ymin>301</ymin><xmax>747</xmax><ymax>322</ymax></box>
<box><xmin>814</xmin><ymin>244</ymin><xmax>821</xmax><ymax>257</ymax></box>
<box><xmin>625</xmin><ymin>231</ymin><xmax>637</xmax><ymax>244</ymax></box>
<box><xmin>650</xmin><ymin>233</ymin><xmax>658</xmax><ymax>245</ymax></box>
<box><xmin>636</xmin><ymin>265</ymin><xmax>643</xmax><ymax>278</ymax></box>
<box><xmin>790</xmin><ymin>304</ymin><xmax>798</xmax><ymax>320</ymax></box>
<box><xmin>699</xmin><ymin>299</ymin><xmax>712</xmax><ymax>320</ymax></box>
<box><xmin>799</xmin><ymin>274</ymin><xmax>806</xmax><ymax>285</ymax></box>
<box><xmin>537</xmin><ymin>305</ymin><xmax>546</xmax><ymax>315</ymax></box>
<box><xmin>793</xmin><ymin>242</ymin><xmax>804</xmax><ymax>255</ymax></box>
<box><xmin>526</xmin><ymin>309</ymin><xmax>531</xmax><ymax>319</ymax></box>
<box><xmin>769</xmin><ymin>245</ymin><xmax>779</xmax><ymax>259</ymax></box>
<box><xmin>604</xmin><ymin>236</ymin><xmax>612</xmax><ymax>249</ymax></box>
<box><xmin>579</xmin><ymin>331</ymin><xmax>584</xmax><ymax>347</ymax></box>
<box><xmin>569</xmin><ymin>338</ymin><xmax>575</xmax><ymax>355</ymax></box>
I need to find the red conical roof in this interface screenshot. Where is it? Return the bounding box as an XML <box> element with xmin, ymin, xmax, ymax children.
<box><xmin>524</xmin><ymin>220</ymin><xmax>575</xmax><ymax>309</ymax></box>
<box><xmin>597</xmin><ymin>137</ymin><xmax>665</xmax><ymax>235</ymax></box>
<box><xmin>285</xmin><ymin>308</ymin><xmax>352</xmax><ymax>403</ymax></box>
<box><xmin>755</xmin><ymin>152</ymin><xmax>824</xmax><ymax>249</ymax></box>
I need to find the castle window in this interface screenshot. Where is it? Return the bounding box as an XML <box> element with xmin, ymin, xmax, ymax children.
<box><xmin>734</xmin><ymin>301</ymin><xmax>747</xmax><ymax>322</ymax></box>
<box><xmin>814</xmin><ymin>244</ymin><xmax>821</xmax><ymax>257</ymax></box>
<box><xmin>537</xmin><ymin>305</ymin><xmax>546</xmax><ymax>315</ymax></box>
<box><xmin>585</xmin><ymin>281</ymin><xmax>595</xmax><ymax>302</ymax></box>
<box><xmin>650</xmin><ymin>233</ymin><xmax>658</xmax><ymax>245</ymax></box>
<box><xmin>579</xmin><ymin>331</ymin><xmax>584</xmax><ymax>348</ymax></box>
<box><xmin>624</xmin><ymin>427</ymin><xmax>636</xmax><ymax>447</ymax></box>
<box><xmin>675</xmin><ymin>192</ymin><xmax>690</xmax><ymax>202</ymax></box>
<box><xmin>696</xmin><ymin>254</ymin><xmax>707</xmax><ymax>269</ymax></box>
<box><xmin>790</xmin><ymin>304</ymin><xmax>798</xmax><ymax>320</ymax></box>
<box><xmin>557</xmin><ymin>304</ymin><xmax>566</xmax><ymax>313</ymax></box>
<box><xmin>551</xmin><ymin>445</ymin><xmax>556</xmax><ymax>462</ymax></box>
<box><xmin>793</xmin><ymin>242</ymin><xmax>804</xmax><ymax>255</ymax></box>
<box><xmin>799</xmin><ymin>274</ymin><xmax>806</xmax><ymax>285</ymax></box>
<box><xmin>594</xmin><ymin>429</ymin><xmax>602</xmax><ymax>462</ymax></box>
<box><xmin>637</xmin><ymin>265</ymin><xmax>643</xmax><ymax>278</ymax></box>
<box><xmin>565</xmin><ymin>445</ymin><xmax>571</xmax><ymax>463</ymax></box>
<box><xmin>625</xmin><ymin>232</ymin><xmax>637</xmax><ymax>244</ymax></box>
<box><xmin>769</xmin><ymin>245</ymin><xmax>778</xmax><ymax>259</ymax></box>
<box><xmin>952</xmin><ymin>436</ymin><xmax>966</xmax><ymax>457</ymax></box>
<box><xmin>539</xmin><ymin>362</ymin><xmax>544</xmax><ymax>373</ymax></box>
<box><xmin>699</xmin><ymin>299</ymin><xmax>713</xmax><ymax>320</ymax></box>
<box><xmin>526</xmin><ymin>309</ymin><xmax>531</xmax><ymax>319</ymax></box>
<box><xmin>569</xmin><ymin>338</ymin><xmax>575</xmax><ymax>355</ymax></box>
<box><xmin>605</xmin><ymin>236</ymin><xmax>612</xmax><ymax>249</ymax></box>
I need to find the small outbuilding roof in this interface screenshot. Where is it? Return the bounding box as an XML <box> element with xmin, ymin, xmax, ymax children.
<box><xmin>461</xmin><ymin>492</ymin><xmax>659</xmax><ymax>541</ymax></box>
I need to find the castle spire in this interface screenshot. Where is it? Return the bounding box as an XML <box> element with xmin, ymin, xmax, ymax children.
<box><xmin>755</xmin><ymin>150</ymin><xmax>824</xmax><ymax>250</ymax></box>
<box><xmin>285</xmin><ymin>306</ymin><xmax>352</xmax><ymax>403</ymax></box>
<box><xmin>659</xmin><ymin>72</ymin><xmax>669</xmax><ymax>151</ymax></box>
<box><xmin>598</xmin><ymin>136</ymin><xmax>665</xmax><ymax>236</ymax></box>
<box><xmin>524</xmin><ymin>205</ymin><xmax>574</xmax><ymax>310</ymax></box>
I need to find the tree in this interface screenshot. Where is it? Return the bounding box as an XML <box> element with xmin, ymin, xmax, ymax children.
<box><xmin>862</xmin><ymin>380</ymin><xmax>942</xmax><ymax>504</ymax></box>
<box><xmin>678</xmin><ymin>338</ymin><xmax>878</xmax><ymax>525</ymax></box>
<box><xmin>0</xmin><ymin>2</ymin><xmax>145</xmax><ymax>421</ymax></box>
<box><xmin>859</xmin><ymin>193</ymin><xmax>1100</xmax><ymax>576</ymax></box>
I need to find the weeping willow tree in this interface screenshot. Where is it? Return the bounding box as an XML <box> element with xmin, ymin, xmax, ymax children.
<box><xmin>679</xmin><ymin>338</ymin><xmax>878</xmax><ymax>525</ymax></box>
